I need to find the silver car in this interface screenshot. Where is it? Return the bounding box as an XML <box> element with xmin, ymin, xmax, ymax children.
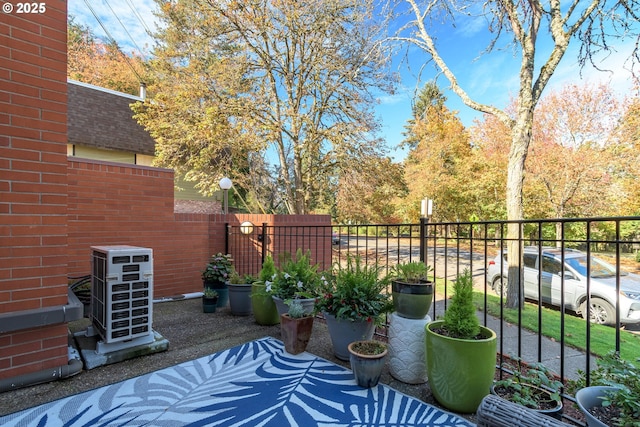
<box><xmin>486</xmin><ymin>247</ymin><xmax>640</xmax><ymax>325</ymax></box>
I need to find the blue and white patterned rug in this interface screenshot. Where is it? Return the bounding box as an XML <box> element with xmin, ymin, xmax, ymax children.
<box><xmin>1</xmin><ymin>337</ymin><xmax>473</xmax><ymax>426</ymax></box>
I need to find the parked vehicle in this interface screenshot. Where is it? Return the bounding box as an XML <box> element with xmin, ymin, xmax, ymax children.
<box><xmin>486</xmin><ymin>247</ymin><xmax>640</xmax><ymax>325</ymax></box>
<box><xmin>332</xmin><ymin>231</ymin><xmax>340</xmax><ymax>245</ymax></box>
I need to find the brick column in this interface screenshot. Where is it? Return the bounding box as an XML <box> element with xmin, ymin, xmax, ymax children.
<box><xmin>0</xmin><ymin>0</ymin><xmax>69</xmax><ymax>380</ymax></box>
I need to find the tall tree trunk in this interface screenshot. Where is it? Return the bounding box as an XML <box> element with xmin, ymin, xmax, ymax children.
<box><xmin>506</xmin><ymin>113</ymin><xmax>532</xmax><ymax>308</ymax></box>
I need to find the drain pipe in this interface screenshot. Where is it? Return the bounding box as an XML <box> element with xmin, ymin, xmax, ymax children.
<box><xmin>0</xmin><ymin>334</ymin><xmax>83</xmax><ymax>393</ymax></box>
<box><xmin>154</xmin><ymin>292</ymin><xmax>203</xmax><ymax>303</ymax></box>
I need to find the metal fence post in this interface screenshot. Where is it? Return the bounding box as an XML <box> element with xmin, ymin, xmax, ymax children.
<box><xmin>261</xmin><ymin>222</ymin><xmax>268</xmax><ymax>265</ymax></box>
<box><xmin>224</xmin><ymin>222</ymin><xmax>230</xmax><ymax>254</ymax></box>
<box><xmin>419</xmin><ymin>216</ymin><xmax>427</xmax><ymax>264</ymax></box>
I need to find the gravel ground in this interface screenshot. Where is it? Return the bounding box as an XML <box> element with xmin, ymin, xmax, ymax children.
<box><xmin>0</xmin><ymin>297</ymin><xmax>475</xmax><ymax>423</ymax></box>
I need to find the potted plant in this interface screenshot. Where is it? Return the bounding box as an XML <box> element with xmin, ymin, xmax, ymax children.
<box><xmin>348</xmin><ymin>339</ymin><xmax>388</xmax><ymax>388</ymax></box>
<box><xmin>491</xmin><ymin>356</ymin><xmax>563</xmax><ymax>419</ymax></box>
<box><xmin>251</xmin><ymin>255</ymin><xmax>280</xmax><ymax>325</ymax></box>
<box><xmin>316</xmin><ymin>254</ymin><xmax>393</xmax><ymax>361</ymax></box>
<box><xmin>574</xmin><ymin>351</ymin><xmax>639</xmax><ymax>427</ymax></box>
<box><xmin>280</xmin><ymin>299</ymin><xmax>314</xmax><ymax>355</ymax></box>
<box><xmin>202</xmin><ymin>288</ymin><xmax>219</xmax><ymax>313</ymax></box>
<box><xmin>228</xmin><ymin>270</ymin><xmax>255</xmax><ymax>316</ymax></box>
<box><xmin>202</xmin><ymin>253</ymin><xmax>233</xmax><ymax>307</ymax></box>
<box><xmin>391</xmin><ymin>261</ymin><xmax>434</xmax><ymax>319</ymax></box>
<box><xmin>425</xmin><ymin>269</ymin><xmax>497</xmax><ymax>413</ymax></box>
<box><xmin>270</xmin><ymin>249</ymin><xmax>321</xmax><ymax>316</ymax></box>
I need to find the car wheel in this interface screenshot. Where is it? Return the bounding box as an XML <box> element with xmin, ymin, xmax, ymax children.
<box><xmin>582</xmin><ymin>298</ymin><xmax>616</xmax><ymax>326</ymax></box>
<box><xmin>492</xmin><ymin>276</ymin><xmax>508</xmax><ymax>299</ymax></box>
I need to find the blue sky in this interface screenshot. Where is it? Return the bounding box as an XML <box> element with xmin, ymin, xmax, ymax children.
<box><xmin>68</xmin><ymin>0</ymin><xmax>637</xmax><ymax>161</ymax></box>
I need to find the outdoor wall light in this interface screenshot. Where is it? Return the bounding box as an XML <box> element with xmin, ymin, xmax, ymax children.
<box><xmin>240</xmin><ymin>221</ymin><xmax>254</xmax><ymax>235</ymax></box>
<box><xmin>219</xmin><ymin>177</ymin><xmax>232</xmax><ymax>214</ymax></box>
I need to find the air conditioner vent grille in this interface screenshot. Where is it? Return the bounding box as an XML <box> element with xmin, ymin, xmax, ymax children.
<box><xmin>91</xmin><ymin>246</ymin><xmax>153</xmax><ymax>344</ymax></box>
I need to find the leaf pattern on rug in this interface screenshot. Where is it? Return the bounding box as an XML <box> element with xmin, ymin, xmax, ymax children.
<box><xmin>0</xmin><ymin>338</ymin><xmax>473</xmax><ymax>427</ymax></box>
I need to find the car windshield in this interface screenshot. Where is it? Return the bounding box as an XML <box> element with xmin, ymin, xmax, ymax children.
<box><xmin>564</xmin><ymin>256</ymin><xmax>620</xmax><ymax>278</ymax></box>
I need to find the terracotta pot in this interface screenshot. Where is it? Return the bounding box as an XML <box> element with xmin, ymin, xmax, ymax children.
<box><xmin>280</xmin><ymin>314</ymin><xmax>314</xmax><ymax>355</ymax></box>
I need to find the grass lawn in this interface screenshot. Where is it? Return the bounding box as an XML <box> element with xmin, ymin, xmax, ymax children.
<box><xmin>433</xmin><ymin>278</ymin><xmax>640</xmax><ymax>363</ymax></box>
<box><xmin>472</xmin><ymin>291</ymin><xmax>640</xmax><ymax>363</ymax></box>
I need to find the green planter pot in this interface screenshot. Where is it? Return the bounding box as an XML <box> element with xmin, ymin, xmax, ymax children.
<box><xmin>251</xmin><ymin>283</ymin><xmax>280</xmax><ymax>325</ymax></box>
<box><xmin>392</xmin><ymin>279</ymin><xmax>434</xmax><ymax>319</ymax></box>
<box><xmin>425</xmin><ymin>320</ymin><xmax>497</xmax><ymax>413</ymax></box>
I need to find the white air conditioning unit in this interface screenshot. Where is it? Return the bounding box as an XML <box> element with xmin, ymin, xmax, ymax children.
<box><xmin>91</xmin><ymin>245</ymin><xmax>153</xmax><ymax>345</ymax></box>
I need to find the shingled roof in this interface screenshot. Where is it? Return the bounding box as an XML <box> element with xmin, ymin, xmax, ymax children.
<box><xmin>67</xmin><ymin>80</ymin><xmax>155</xmax><ymax>156</ymax></box>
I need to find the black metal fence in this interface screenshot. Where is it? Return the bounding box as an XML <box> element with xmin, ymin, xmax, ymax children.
<box><xmin>226</xmin><ymin>217</ymin><xmax>640</xmax><ymax>384</ymax></box>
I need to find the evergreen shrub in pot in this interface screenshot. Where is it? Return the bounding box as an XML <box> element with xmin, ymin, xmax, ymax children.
<box><xmin>425</xmin><ymin>269</ymin><xmax>497</xmax><ymax>413</ymax></box>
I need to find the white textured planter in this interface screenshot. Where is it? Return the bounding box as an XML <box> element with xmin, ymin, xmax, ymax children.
<box><xmin>388</xmin><ymin>312</ymin><xmax>431</xmax><ymax>384</ymax></box>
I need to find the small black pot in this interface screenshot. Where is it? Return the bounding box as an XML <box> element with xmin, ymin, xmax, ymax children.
<box><xmin>204</xmin><ymin>280</ymin><xmax>228</xmax><ymax>307</ymax></box>
<box><xmin>202</xmin><ymin>296</ymin><xmax>219</xmax><ymax>313</ymax></box>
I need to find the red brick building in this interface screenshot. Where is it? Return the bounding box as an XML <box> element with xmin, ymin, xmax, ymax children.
<box><xmin>0</xmin><ymin>1</ymin><xmax>330</xmax><ymax>390</ymax></box>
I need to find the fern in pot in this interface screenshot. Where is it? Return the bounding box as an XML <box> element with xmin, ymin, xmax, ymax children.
<box><xmin>316</xmin><ymin>254</ymin><xmax>393</xmax><ymax>361</ymax></box>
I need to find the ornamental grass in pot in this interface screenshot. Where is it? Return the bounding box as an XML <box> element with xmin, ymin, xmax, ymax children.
<box><xmin>316</xmin><ymin>254</ymin><xmax>393</xmax><ymax>361</ymax></box>
<box><xmin>425</xmin><ymin>269</ymin><xmax>497</xmax><ymax>413</ymax></box>
<box><xmin>391</xmin><ymin>261</ymin><xmax>434</xmax><ymax>319</ymax></box>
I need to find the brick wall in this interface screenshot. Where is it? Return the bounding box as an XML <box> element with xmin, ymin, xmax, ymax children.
<box><xmin>0</xmin><ymin>0</ymin><xmax>330</xmax><ymax>384</ymax></box>
<box><xmin>0</xmin><ymin>0</ymin><xmax>70</xmax><ymax>379</ymax></box>
<box><xmin>67</xmin><ymin>159</ymin><xmax>332</xmax><ymax>297</ymax></box>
